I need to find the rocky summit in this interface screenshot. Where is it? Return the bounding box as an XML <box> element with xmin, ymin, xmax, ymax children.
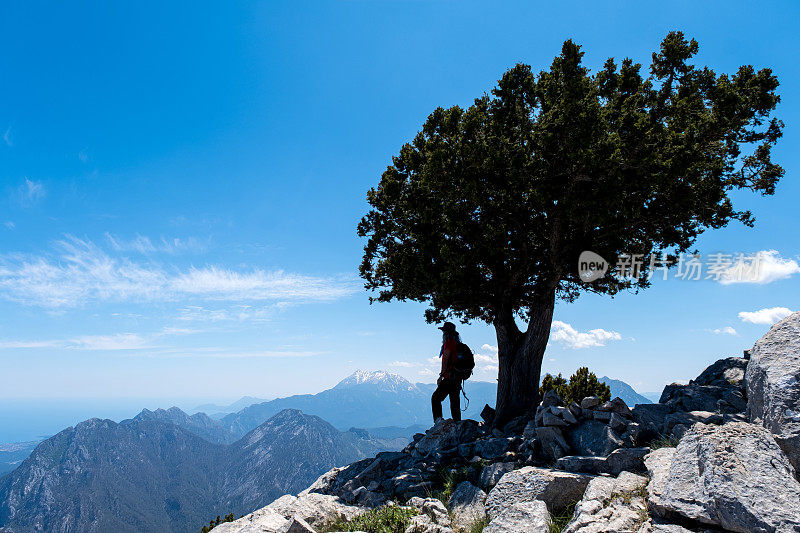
<box><xmin>211</xmin><ymin>311</ymin><xmax>800</xmax><ymax>533</ymax></box>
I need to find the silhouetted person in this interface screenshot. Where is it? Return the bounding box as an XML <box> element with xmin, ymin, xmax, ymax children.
<box><xmin>431</xmin><ymin>321</ymin><xmax>461</xmax><ymax>423</ymax></box>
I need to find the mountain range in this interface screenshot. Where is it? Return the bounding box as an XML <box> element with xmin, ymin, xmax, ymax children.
<box><xmin>599</xmin><ymin>376</ymin><xmax>653</xmax><ymax>406</ymax></box>
<box><xmin>221</xmin><ymin>370</ymin><xmax>498</xmax><ymax>437</ymax></box>
<box><xmin>0</xmin><ymin>370</ymin><xmax>653</xmax><ymax>532</ymax></box>
<box><xmin>0</xmin><ymin>409</ymin><xmax>387</xmax><ymax>533</ymax></box>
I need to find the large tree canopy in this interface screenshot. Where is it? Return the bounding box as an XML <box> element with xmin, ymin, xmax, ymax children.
<box><xmin>358</xmin><ymin>32</ymin><xmax>783</xmax><ymax>425</ymax></box>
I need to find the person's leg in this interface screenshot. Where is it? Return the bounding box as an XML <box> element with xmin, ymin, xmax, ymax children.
<box><xmin>448</xmin><ymin>380</ymin><xmax>461</xmax><ymax>421</ymax></box>
<box><xmin>431</xmin><ymin>382</ymin><xmax>447</xmax><ymax>423</ymax></box>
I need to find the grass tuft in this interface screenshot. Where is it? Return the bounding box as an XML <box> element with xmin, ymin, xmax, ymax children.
<box><xmin>548</xmin><ymin>501</ymin><xmax>577</xmax><ymax>533</ymax></box>
<box><xmin>318</xmin><ymin>505</ymin><xmax>419</xmax><ymax>533</ymax></box>
<box><xmin>647</xmin><ymin>434</ymin><xmax>680</xmax><ymax>450</ymax></box>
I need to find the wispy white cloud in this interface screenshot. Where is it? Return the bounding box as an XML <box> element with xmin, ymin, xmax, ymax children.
<box><xmin>738</xmin><ymin>307</ymin><xmax>794</xmax><ymax>325</ymax></box>
<box><xmin>707</xmin><ymin>326</ymin><xmax>739</xmax><ymax>336</ymax></box>
<box><xmin>389</xmin><ymin>361</ymin><xmax>417</xmax><ymax>368</ymax></box>
<box><xmin>3</xmin><ymin>221</ymin><xmax>14</xmax><ymax>230</ymax></box>
<box><xmin>0</xmin><ymin>236</ymin><xmax>357</xmax><ymax>309</ymax></box>
<box><xmin>12</xmin><ymin>178</ymin><xmax>46</xmax><ymax>207</ymax></box>
<box><xmin>105</xmin><ymin>233</ymin><xmax>207</xmax><ymax>254</ymax></box>
<box><xmin>550</xmin><ymin>321</ymin><xmax>622</xmax><ymax>349</ymax></box>
<box><xmin>70</xmin><ymin>333</ymin><xmax>151</xmax><ymax>350</ymax></box>
<box><xmin>718</xmin><ymin>251</ymin><xmax>800</xmax><ymax>285</ymax></box>
<box><xmin>3</xmin><ymin>127</ymin><xmax>12</xmax><ymax>147</ymax></box>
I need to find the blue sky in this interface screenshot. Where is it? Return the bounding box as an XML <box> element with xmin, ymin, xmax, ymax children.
<box><xmin>1</xmin><ymin>1</ymin><xmax>798</xmax><ymax>402</ymax></box>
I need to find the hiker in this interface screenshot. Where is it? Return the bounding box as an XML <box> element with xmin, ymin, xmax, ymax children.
<box><xmin>431</xmin><ymin>321</ymin><xmax>463</xmax><ymax>423</ymax></box>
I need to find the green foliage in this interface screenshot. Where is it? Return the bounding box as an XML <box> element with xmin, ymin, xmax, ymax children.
<box><xmin>358</xmin><ymin>31</ymin><xmax>783</xmax><ymax>325</ymax></box>
<box><xmin>200</xmin><ymin>513</ymin><xmax>236</xmax><ymax>533</ymax></box>
<box><xmin>319</xmin><ymin>505</ymin><xmax>419</xmax><ymax>533</ymax></box>
<box><xmin>548</xmin><ymin>501</ymin><xmax>578</xmax><ymax>533</ymax></box>
<box><xmin>429</xmin><ymin>465</ymin><xmax>472</xmax><ymax>506</ymax></box>
<box><xmin>540</xmin><ymin>367</ymin><xmax>611</xmax><ymax>404</ymax></box>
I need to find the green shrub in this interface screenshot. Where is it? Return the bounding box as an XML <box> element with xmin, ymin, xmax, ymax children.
<box><xmin>540</xmin><ymin>367</ymin><xmax>611</xmax><ymax>405</ymax></box>
<box><xmin>429</xmin><ymin>465</ymin><xmax>472</xmax><ymax>506</ymax></box>
<box><xmin>200</xmin><ymin>513</ymin><xmax>236</xmax><ymax>532</ymax></box>
<box><xmin>318</xmin><ymin>505</ymin><xmax>419</xmax><ymax>533</ymax></box>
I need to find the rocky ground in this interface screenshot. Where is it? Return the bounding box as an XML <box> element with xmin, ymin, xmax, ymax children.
<box><xmin>212</xmin><ymin>311</ymin><xmax>800</xmax><ymax>533</ymax></box>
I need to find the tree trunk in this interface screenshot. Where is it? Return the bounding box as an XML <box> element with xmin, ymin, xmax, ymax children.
<box><xmin>493</xmin><ymin>289</ymin><xmax>556</xmax><ymax>428</ymax></box>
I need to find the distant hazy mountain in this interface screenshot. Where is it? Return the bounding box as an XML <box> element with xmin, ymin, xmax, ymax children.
<box><xmin>192</xmin><ymin>396</ymin><xmax>269</xmax><ymax>416</ymax></box>
<box><xmin>600</xmin><ymin>377</ymin><xmax>653</xmax><ymax>406</ymax></box>
<box><xmin>0</xmin><ymin>409</ymin><xmax>389</xmax><ymax>533</ymax></box>
<box><xmin>221</xmin><ymin>370</ymin><xmax>498</xmax><ymax>437</ymax></box>
<box><xmin>125</xmin><ymin>407</ymin><xmax>238</xmax><ymax>444</ymax></box>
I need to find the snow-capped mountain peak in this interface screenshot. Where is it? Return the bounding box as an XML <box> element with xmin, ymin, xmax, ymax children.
<box><xmin>334</xmin><ymin>370</ymin><xmax>416</xmax><ymax>392</ymax></box>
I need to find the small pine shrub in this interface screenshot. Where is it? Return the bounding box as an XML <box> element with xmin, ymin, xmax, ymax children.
<box><xmin>540</xmin><ymin>367</ymin><xmax>611</xmax><ymax>405</ymax></box>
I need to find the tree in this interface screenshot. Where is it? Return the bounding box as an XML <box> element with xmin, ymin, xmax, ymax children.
<box><xmin>541</xmin><ymin>367</ymin><xmax>611</xmax><ymax>405</ymax></box>
<box><xmin>357</xmin><ymin>32</ymin><xmax>783</xmax><ymax>426</ymax></box>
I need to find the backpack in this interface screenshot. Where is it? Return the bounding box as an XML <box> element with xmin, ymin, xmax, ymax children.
<box><xmin>453</xmin><ymin>341</ymin><xmax>475</xmax><ymax>380</ymax></box>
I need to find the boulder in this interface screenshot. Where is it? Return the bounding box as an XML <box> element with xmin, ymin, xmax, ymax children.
<box><xmin>267</xmin><ymin>494</ymin><xmax>362</xmax><ymax>526</ymax></box>
<box><xmin>478</xmin><ymin>462</ymin><xmax>516</xmax><ymax>490</ymax></box>
<box><xmin>406</xmin><ymin>497</ymin><xmax>451</xmax><ymax>528</ymax></box>
<box><xmin>280</xmin><ymin>518</ymin><xmax>315</xmax><ymax>533</ymax></box>
<box><xmin>414</xmin><ymin>419</ymin><xmax>481</xmax><ymax>457</ymax></box>
<box><xmin>660</xmin><ymin>356</ymin><xmax>748</xmax><ymax>415</ymax></box>
<box><xmin>485</xmin><ymin>466</ymin><xmax>592</xmax><ymax>518</ymax></box>
<box><xmin>646</xmin><ymin>422</ymin><xmax>800</xmax><ymax>532</ymax></box>
<box><xmin>631</xmin><ymin>403</ymin><xmax>671</xmax><ymax>440</ymax></box>
<box><xmin>404</xmin><ymin>514</ymin><xmax>454</xmax><ymax>533</ymax></box>
<box><xmin>565</xmin><ymin>420</ymin><xmax>623</xmax><ymax>456</ymax></box>
<box><xmin>581</xmin><ymin>396</ymin><xmax>602</xmax><ymax>409</ymax></box>
<box><xmin>662</xmin><ymin>411</ymin><xmax>722</xmax><ymax>437</ymax></box>
<box><xmin>484</xmin><ymin>501</ymin><xmax>551</xmax><ymax>533</ymax></box>
<box><xmin>543</xmin><ymin>411</ymin><xmax>569</xmax><ymax>427</ymax></box>
<box><xmin>563</xmin><ymin>471</ymin><xmax>649</xmax><ymax>533</ymax></box>
<box><xmin>535</xmin><ymin>426</ymin><xmax>570</xmax><ymax>462</ymax></box>
<box><xmin>541</xmin><ymin>389</ymin><xmax>565</xmax><ymax>408</ymax></box>
<box><xmin>211</xmin><ymin>508</ymin><xmax>289</xmax><ymax>533</ymax></box>
<box><xmin>746</xmin><ymin>311</ymin><xmax>800</xmax><ymax>472</ymax></box>
<box><xmin>447</xmin><ymin>481</ymin><xmax>487</xmax><ymax>531</ymax></box>
<box><xmin>556</xmin><ymin>447</ymin><xmax>649</xmax><ymax>476</ymax></box>
<box><xmin>473</xmin><ymin>437</ymin><xmax>512</xmax><ymax>460</ymax></box>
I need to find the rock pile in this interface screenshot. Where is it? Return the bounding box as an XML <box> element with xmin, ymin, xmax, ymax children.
<box><xmin>214</xmin><ymin>312</ymin><xmax>800</xmax><ymax>533</ymax></box>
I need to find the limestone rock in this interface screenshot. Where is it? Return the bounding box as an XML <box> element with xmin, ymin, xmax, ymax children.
<box><xmin>447</xmin><ymin>481</ymin><xmax>487</xmax><ymax>531</ymax></box>
<box><xmin>280</xmin><ymin>517</ymin><xmax>315</xmax><ymax>533</ymax></box>
<box><xmin>746</xmin><ymin>311</ymin><xmax>800</xmax><ymax>472</ymax></box>
<box><xmin>406</xmin><ymin>497</ymin><xmax>451</xmax><ymax>527</ymax></box>
<box><xmin>563</xmin><ymin>471</ymin><xmax>649</xmax><ymax>533</ymax></box>
<box><xmin>484</xmin><ymin>501</ymin><xmax>551</xmax><ymax>533</ymax></box>
<box><xmin>541</xmin><ymin>389</ymin><xmax>565</xmax><ymax>408</ymax></box>
<box><xmin>404</xmin><ymin>514</ymin><xmax>454</xmax><ymax>533</ymax></box>
<box><xmin>646</xmin><ymin>422</ymin><xmax>800</xmax><ymax>532</ymax></box>
<box><xmin>535</xmin><ymin>426</ymin><xmax>570</xmax><ymax>462</ymax></box>
<box><xmin>581</xmin><ymin>396</ymin><xmax>602</xmax><ymax>409</ymax></box>
<box><xmin>556</xmin><ymin>447</ymin><xmax>649</xmax><ymax>476</ymax></box>
<box><xmin>414</xmin><ymin>419</ymin><xmax>481</xmax><ymax>457</ymax></box>
<box><xmin>565</xmin><ymin>420</ymin><xmax>623</xmax><ymax>456</ymax></box>
<box><xmin>267</xmin><ymin>493</ymin><xmax>362</xmax><ymax>526</ymax></box>
<box><xmin>543</xmin><ymin>411</ymin><xmax>569</xmax><ymax>427</ymax></box>
<box><xmin>478</xmin><ymin>461</ymin><xmax>516</xmax><ymax>490</ymax></box>
<box><xmin>485</xmin><ymin>466</ymin><xmax>592</xmax><ymax>518</ymax></box>
<box><xmin>473</xmin><ymin>437</ymin><xmax>512</xmax><ymax>459</ymax></box>
<box><xmin>211</xmin><ymin>508</ymin><xmax>289</xmax><ymax>533</ymax></box>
